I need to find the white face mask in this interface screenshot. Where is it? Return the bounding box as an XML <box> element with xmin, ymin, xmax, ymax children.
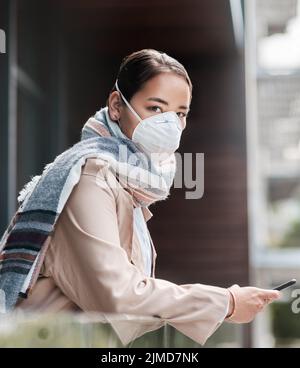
<box><xmin>115</xmin><ymin>79</ymin><xmax>183</xmax><ymax>160</ymax></box>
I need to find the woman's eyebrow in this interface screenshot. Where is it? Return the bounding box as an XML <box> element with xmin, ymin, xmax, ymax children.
<box><xmin>147</xmin><ymin>97</ymin><xmax>189</xmax><ymax>111</ymax></box>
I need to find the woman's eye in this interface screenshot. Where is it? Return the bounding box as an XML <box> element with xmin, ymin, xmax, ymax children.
<box><xmin>148</xmin><ymin>106</ymin><xmax>189</xmax><ymax>118</ymax></box>
<box><xmin>148</xmin><ymin>106</ymin><xmax>163</xmax><ymax>113</ymax></box>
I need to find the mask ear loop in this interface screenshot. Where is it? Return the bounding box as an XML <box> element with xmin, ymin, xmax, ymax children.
<box><xmin>115</xmin><ymin>79</ymin><xmax>142</xmax><ymax>123</ymax></box>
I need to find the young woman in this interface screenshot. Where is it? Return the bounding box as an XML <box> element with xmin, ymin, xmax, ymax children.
<box><xmin>0</xmin><ymin>49</ymin><xmax>280</xmax><ymax>346</ymax></box>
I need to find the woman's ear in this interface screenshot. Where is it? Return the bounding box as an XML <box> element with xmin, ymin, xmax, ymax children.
<box><xmin>108</xmin><ymin>92</ymin><xmax>122</xmax><ymax>121</ymax></box>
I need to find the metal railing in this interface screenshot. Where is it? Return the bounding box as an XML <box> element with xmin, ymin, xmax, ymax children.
<box><xmin>0</xmin><ymin>311</ymin><xmax>241</xmax><ymax>348</ymax></box>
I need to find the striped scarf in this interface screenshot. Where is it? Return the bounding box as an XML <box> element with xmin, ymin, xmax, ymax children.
<box><xmin>0</xmin><ymin>106</ymin><xmax>177</xmax><ymax>311</ymax></box>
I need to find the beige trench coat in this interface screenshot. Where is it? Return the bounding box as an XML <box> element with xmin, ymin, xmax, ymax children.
<box><xmin>14</xmin><ymin>157</ymin><xmax>231</xmax><ymax>346</ymax></box>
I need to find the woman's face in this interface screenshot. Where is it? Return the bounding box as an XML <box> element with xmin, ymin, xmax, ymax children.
<box><xmin>108</xmin><ymin>72</ymin><xmax>191</xmax><ymax>139</ymax></box>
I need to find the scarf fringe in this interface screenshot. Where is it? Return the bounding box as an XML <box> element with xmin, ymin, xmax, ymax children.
<box><xmin>17</xmin><ymin>162</ymin><xmax>54</xmax><ymax>205</ymax></box>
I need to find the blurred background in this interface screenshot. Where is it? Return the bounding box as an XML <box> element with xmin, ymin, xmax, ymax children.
<box><xmin>1</xmin><ymin>0</ymin><xmax>300</xmax><ymax>348</ymax></box>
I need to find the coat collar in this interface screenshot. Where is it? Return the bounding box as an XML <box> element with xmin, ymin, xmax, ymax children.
<box><xmin>141</xmin><ymin>206</ymin><xmax>153</xmax><ymax>222</ymax></box>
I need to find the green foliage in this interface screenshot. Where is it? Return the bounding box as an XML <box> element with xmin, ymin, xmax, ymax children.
<box><xmin>271</xmin><ymin>301</ymin><xmax>300</xmax><ymax>346</ymax></box>
<box><xmin>278</xmin><ymin>220</ymin><xmax>300</xmax><ymax>248</ymax></box>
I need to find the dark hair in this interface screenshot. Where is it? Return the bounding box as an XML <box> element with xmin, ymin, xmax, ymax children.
<box><xmin>106</xmin><ymin>48</ymin><xmax>193</xmax><ymax>107</ymax></box>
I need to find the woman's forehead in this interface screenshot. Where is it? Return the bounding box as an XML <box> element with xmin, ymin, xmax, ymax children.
<box><xmin>138</xmin><ymin>75</ymin><xmax>191</xmax><ymax>106</ymax></box>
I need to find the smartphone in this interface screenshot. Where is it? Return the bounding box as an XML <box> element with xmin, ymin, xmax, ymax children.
<box><xmin>272</xmin><ymin>279</ymin><xmax>297</xmax><ymax>291</ymax></box>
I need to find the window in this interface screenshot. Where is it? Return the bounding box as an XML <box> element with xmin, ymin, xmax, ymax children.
<box><xmin>246</xmin><ymin>0</ymin><xmax>300</xmax><ymax>347</ymax></box>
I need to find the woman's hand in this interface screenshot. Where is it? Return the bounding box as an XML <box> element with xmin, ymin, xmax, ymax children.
<box><xmin>225</xmin><ymin>284</ymin><xmax>281</xmax><ymax>323</ymax></box>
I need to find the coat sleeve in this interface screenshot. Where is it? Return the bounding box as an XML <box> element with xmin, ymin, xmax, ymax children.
<box><xmin>47</xmin><ymin>167</ymin><xmax>231</xmax><ymax>346</ymax></box>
